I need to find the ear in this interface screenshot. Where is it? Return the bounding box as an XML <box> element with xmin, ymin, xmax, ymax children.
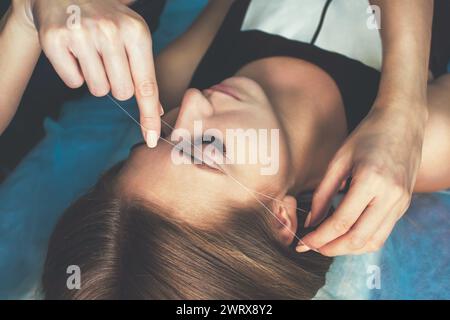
<box><xmin>271</xmin><ymin>195</ymin><xmax>298</xmax><ymax>246</ymax></box>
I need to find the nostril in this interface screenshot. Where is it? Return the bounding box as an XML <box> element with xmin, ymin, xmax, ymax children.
<box><xmin>202</xmin><ymin>89</ymin><xmax>213</xmax><ymax>98</ymax></box>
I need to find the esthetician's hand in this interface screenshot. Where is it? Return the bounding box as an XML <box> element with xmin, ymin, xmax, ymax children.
<box><xmin>299</xmin><ymin>104</ymin><xmax>426</xmax><ymax>256</ymax></box>
<box><xmin>24</xmin><ymin>0</ymin><xmax>163</xmax><ymax>147</ymax></box>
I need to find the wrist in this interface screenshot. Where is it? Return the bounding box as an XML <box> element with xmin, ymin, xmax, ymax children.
<box><xmin>4</xmin><ymin>0</ymin><xmax>41</xmax><ymax>52</ymax></box>
<box><xmin>377</xmin><ymin>56</ymin><xmax>429</xmax><ymax>118</ymax></box>
<box><xmin>10</xmin><ymin>0</ymin><xmax>36</xmax><ymax>33</ymax></box>
<box><xmin>375</xmin><ymin>97</ymin><xmax>429</xmax><ymax>127</ymax></box>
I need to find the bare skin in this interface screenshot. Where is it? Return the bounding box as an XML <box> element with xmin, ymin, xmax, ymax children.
<box><xmin>153</xmin><ymin>1</ymin><xmax>450</xmax><ymax>256</ymax></box>
<box><xmin>305</xmin><ymin>0</ymin><xmax>435</xmax><ymax>256</ymax></box>
<box><xmin>302</xmin><ymin>74</ymin><xmax>450</xmax><ymax>256</ymax></box>
<box><xmin>1</xmin><ymin>0</ymin><xmax>449</xmax><ymax>256</ymax></box>
<box><xmin>1</xmin><ymin>0</ymin><xmax>162</xmax><ymax>147</ymax></box>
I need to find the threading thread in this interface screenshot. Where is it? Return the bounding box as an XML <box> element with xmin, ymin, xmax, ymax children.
<box><xmin>106</xmin><ymin>94</ymin><xmax>311</xmax><ymax>249</ymax></box>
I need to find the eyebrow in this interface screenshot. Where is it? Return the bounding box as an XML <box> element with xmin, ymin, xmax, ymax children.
<box><xmin>132</xmin><ymin>140</ymin><xmax>225</xmax><ymax>175</ymax></box>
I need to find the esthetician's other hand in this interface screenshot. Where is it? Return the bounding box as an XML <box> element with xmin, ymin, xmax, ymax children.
<box><xmin>300</xmin><ymin>105</ymin><xmax>426</xmax><ymax>256</ymax></box>
<box><xmin>298</xmin><ymin>0</ymin><xmax>432</xmax><ymax>256</ymax></box>
<box><xmin>25</xmin><ymin>0</ymin><xmax>162</xmax><ymax>147</ymax></box>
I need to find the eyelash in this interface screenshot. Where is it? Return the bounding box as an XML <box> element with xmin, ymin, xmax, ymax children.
<box><xmin>201</xmin><ymin>137</ymin><xmax>227</xmax><ymax>154</ymax></box>
<box><xmin>187</xmin><ymin>137</ymin><xmax>226</xmax><ymax>168</ymax></box>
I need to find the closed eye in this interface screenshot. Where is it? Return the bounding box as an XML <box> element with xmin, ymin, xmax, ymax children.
<box><xmin>185</xmin><ymin>138</ymin><xmax>226</xmax><ymax>173</ymax></box>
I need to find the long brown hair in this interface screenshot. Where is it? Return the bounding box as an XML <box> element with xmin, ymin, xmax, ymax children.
<box><xmin>42</xmin><ymin>162</ymin><xmax>331</xmax><ymax>299</ymax></box>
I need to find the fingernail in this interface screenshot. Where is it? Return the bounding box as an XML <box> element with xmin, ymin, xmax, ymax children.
<box><xmin>159</xmin><ymin>105</ymin><xmax>165</xmax><ymax>116</ymax></box>
<box><xmin>296</xmin><ymin>243</ymin><xmax>311</xmax><ymax>253</ymax></box>
<box><xmin>146</xmin><ymin>130</ymin><xmax>158</xmax><ymax>148</ymax></box>
<box><xmin>143</xmin><ymin>130</ymin><xmax>147</xmax><ymax>141</ymax></box>
<box><xmin>304</xmin><ymin>211</ymin><xmax>312</xmax><ymax>228</ymax></box>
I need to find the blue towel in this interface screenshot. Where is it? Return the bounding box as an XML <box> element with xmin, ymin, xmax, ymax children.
<box><xmin>316</xmin><ymin>193</ymin><xmax>450</xmax><ymax>299</ymax></box>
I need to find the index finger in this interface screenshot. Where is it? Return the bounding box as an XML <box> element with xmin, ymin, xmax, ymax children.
<box><xmin>301</xmin><ymin>179</ymin><xmax>373</xmax><ymax>251</ymax></box>
<box><xmin>125</xmin><ymin>30</ymin><xmax>162</xmax><ymax>148</ymax></box>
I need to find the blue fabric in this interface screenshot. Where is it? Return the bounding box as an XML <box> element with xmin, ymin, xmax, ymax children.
<box><xmin>315</xmin><ymin>193</ymin><xmax>450</xmax><ymax>300</ymax></box>
<box><xmin>0</xmin><ymin>0</ymin><xmax>208</xmax><ymax>299</ymax></box>
<box><xmin>0</xmin><ymin>96</ymin><xmax>142</xmax><ymax>298</ymax></box>
<box><xmin>0</xmin><ymin>0</ymin><xmax>449</xmax><ymax>299</ymax></box>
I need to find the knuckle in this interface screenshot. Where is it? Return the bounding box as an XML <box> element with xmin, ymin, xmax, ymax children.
<box><xmin>367</xmin><ymin>172</ymin><xmax>385</xmax><ymax>186</ymax></box>
<box><xmin>90</xmin><ymin>84</ymin><xmax>110</xmax><ymax>97</ymax></box>
<box><xmin>67</xmin><ymin>77</ymin><xmax>84</xmax><ymax>89</ymax></box>
<box><xmin>41</xmin><ymin>26</ymin><xmax>67</xmax><ymax>47</ymax></box>
<box><xmin>114</xmin><ymin>85</ymin><xmax>134</xmax><ymax>101</ymax></box>
<box><xmin>300</xmin><ymin>236</ymin><xmax>317</xmax><ymax>250</ymax></box>
<box><xmin>391</xmin><ymin>183</ymin><xmax>406</xmax><ymax>196</ymax></box>
<box><xmin>398</xmin><ymin>202</ymin><xmax>411</xmax><ymax>218</ymax></box>
<box><xmin>332</xmin><ymin>218</ymin><xmax>352</xmax><ymax>234</ymax></box>
<box><xmin>391</xmin><ymin>184</ymin><xmax>411</xmax><ymax>206</ymax></box>
<box><xmin>359</xmin><ymin>163</ymin><xmax>385</xmax><ymax>179</ymax></box>
<box><xmin>365</xmin><ymin>162</ymin><xmax>385</xmax><ymax>174</ymax></box>
<box><xmin>327</xmin><ymin>157</ymin><xmax>344</xmax><ymax>172</ymax></box>
<box><xmin>326</xmin><ymin>159</ymin><xmax>337</xmax><ymax>171</ymax></box>
<box><xmin>401</xmin><ymin>188</ymin><xmax>411</xmax><ymax>201</ymax></box>
<box><xmin>97</xmin><ymin>19</ymin><xmax>120</xmax><ymax>40</ymax></box>
<box><xmin>122</xmin><ymin>16</ymin><xmax>149</xmax><ymax>37</ymax></box>
<box><xmin>349</xmin><ymin>234</ymin><xmax>368</xmax><ymax>249</ymax></box>
<box><xmin>137</xmin><ymin>80</ymin><xmax>157</xmax><ymax>98</ymax></box>
<box><xmin>42</xmin><ymin>25</ymin><xmax>65</xmax><ymax>37</ymax></box>
<box><xmin>356</xmin><ymin>165</ymin><xmax>392</xmax><ymax>192</ymax></box>
<box><xmin>99</xmin><ymin>18</ymin><xmax>118</xmax><ymax>30</ymax></box>
<box><xmin>368</xmin><ymin>240</ymin><xmax>385</xmax><ymax>252</ymax></box>
<box><xmin>401</xmin><ymin>196</ymin><xmax>411</xmax><ymax>212</ymax></box>
<box><xmin>403</xmin><ymin>195</ymin><xmax>412</xmax><ymax>209</ymax></box>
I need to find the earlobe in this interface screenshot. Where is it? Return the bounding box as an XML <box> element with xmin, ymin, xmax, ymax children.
<box><xmin>272</xmin><ymin>195</ymin><xmax>298</xmax><ymax>246</ymax></box>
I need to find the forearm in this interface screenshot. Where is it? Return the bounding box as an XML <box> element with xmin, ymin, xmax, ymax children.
<box><xmin>0</xmin><ymin>4</ymin><xmax>41</xmax><ymax>135</ymax></box>
<box><xmin>370</xmin><ymin>0</ymin><xmax>433</xmax><ymax>120</ymax></box>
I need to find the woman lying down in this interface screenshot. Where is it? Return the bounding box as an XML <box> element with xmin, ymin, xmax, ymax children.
<box><xmin>3</xmin><ymin>1</ymin><xmax>450</xmax><ymax>299</ymax></box>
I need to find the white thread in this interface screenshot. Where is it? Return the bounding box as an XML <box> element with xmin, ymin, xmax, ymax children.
<box><xmin>106</xmin><ymin>94</ymin><xmax>310</xmax><ymax>248</ymax></box>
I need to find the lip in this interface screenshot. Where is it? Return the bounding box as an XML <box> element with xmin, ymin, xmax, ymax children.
<box><xmin>208</xmin><ymin>83</ymin><xmax>242</xmax><ymax>101</ymax></box>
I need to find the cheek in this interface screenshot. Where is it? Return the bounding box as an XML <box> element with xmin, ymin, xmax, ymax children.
<box><xmin>231</xmin><ymin>164</ymin><xmax>277</xmax><ymax>196</ymax></box>
<box><xmin>220</xmin><ymin>128</ymin><xmax>284</xmax><ymax>183</ymax></box>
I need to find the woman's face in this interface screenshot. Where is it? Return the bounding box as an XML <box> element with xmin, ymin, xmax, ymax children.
<box><xmin>117</xmin><ymin>77</ymin><xmax>292</xmax><ymax>227</ymax></box>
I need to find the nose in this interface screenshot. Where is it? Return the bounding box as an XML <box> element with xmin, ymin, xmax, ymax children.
<box><xmin>174</xmin><ymin>88</ymin><xmax>214</xmax><ymax>130</ymax></box>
